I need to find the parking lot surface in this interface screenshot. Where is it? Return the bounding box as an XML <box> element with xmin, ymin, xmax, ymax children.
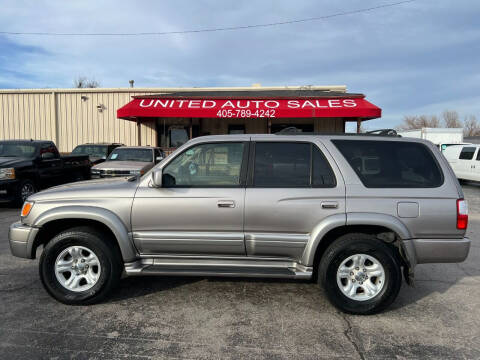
<box><xmin>0</xmin><ymin>186</ymin><xmax>479</xmax><ymax>359</ymax></box>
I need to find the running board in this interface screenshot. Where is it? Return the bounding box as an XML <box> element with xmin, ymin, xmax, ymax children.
<box><xmin>124</xmin><ymin>257</ymin><xmax>312</xmax><ymax>279</ymax></box>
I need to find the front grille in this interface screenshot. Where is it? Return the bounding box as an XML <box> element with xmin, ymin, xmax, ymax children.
<box><xmin>99</xmin><ymin>169</ymin><xmax>132</xmax><ymax>177</ymax></box>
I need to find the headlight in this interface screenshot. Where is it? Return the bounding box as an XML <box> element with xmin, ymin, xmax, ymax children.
<box><xmin>130</xmin><ymin>170</ymin><xmax>144</xmax><ymax>175</ymax></box>
<box><xmin>0</xmin><ymin>168</ymin><xmax>15</xmax><ymax>180</ymax></box>
<box><xmin>21</xmin><ymin>201</ymin><xmax>34</xmax><ymax>217</ymax></box>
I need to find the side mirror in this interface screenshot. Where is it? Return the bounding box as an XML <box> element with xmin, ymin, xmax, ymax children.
<box><xmin>156</xmin><ymin>156</ymin><xmax>163</xmax><ymax>162</ymax></box>
<box><xmin>151</xmin><ymin>169</ymin><xmax>163</xmax><ymax>188</ymax></box>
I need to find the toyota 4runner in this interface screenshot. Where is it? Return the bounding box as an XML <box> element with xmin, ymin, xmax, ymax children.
<box><xmin>9</xmin><ymin>134</ymin><xmax>470</xmax><ymax>314</ymax></box>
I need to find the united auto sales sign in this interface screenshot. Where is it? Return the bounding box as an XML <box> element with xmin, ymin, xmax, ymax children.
<box><xmin>118</xmin><ymin>97</ymin><xmax>381</xmax><ymax>119</ymax></box>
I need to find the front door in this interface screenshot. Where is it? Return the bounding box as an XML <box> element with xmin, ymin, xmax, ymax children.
<box><xmin>131</xmin><ymin>141</ymin><xmax>248</xmax><ymax>256</ymax></box>
<box><xmin>244</xmin><ymin>141</ymin><xmax>346</xmax><ymax>261</ymax></box>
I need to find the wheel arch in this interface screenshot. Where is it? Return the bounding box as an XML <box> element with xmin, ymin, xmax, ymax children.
<box><xmin>29</xmin><ymin>206</ymin><xmax>137</xmax><ymax>262</ymax></box>
<box><xmin>303</xmin><ymin>213</ymin><xmax>415</xmax><ymax>283</ymax></box>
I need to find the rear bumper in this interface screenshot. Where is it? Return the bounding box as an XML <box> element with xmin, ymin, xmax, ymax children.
<box><xmin>405</xmin><ymin>237</ymin><xmax>470</xmax><ymax>265</ymax></box>
<box><xmin>9</xmin><ymin>221</ymin><xmax>39</xmax><ymax>259</ymax></box>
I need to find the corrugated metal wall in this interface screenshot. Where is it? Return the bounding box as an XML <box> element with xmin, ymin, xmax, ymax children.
<box><xmin>0</xmin><ymin>90</ymin><xmax>157</xmax><ymax>152</ymax></box>
<box><xmin>0</xmin><ymin>92</ymin><xmax>57</xmax><ymax>142</ymax></box>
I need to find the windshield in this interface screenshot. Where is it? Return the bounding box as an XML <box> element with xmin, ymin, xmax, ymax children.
<box><xmin>107</xmin><ymin>148</ymin><xmax>153</xmax><ymax>162</ymax></box>
<box><xmin>72</xmin><ymin>145</ymin><xmax>108</xmax><ymax>158</ymax></box>
<box><xmin>0</xmin><ymin>142</ymin><xmax>37</xmax><ymax>158</ymax></box>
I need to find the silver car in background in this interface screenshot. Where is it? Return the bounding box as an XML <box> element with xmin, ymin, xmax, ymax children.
<box><xmin>90</xmin><ymin>146</ymin><xmax>164</xmax><ymax>178</ymax></box>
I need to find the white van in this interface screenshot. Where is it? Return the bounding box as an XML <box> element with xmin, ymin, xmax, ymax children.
<box><xmin>443</xmin><ymin>144</ymin><xmax>480</xmax><ymax>181</ymax></box>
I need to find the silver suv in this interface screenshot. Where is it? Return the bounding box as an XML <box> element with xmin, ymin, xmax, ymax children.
<box><xmin>9</xmin><ymin>134</ymin><xmax>470</xmax><ymax>314</ymax></box>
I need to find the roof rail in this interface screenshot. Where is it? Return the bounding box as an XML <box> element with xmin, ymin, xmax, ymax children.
<box><xmin>275</xmin><ymin>127</ymin><xmax>401</xmax><ymax>137</ymax></box>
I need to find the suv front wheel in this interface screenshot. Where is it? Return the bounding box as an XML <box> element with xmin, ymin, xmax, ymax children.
<box><xmin>39</xmin><ymin>226</ymin><xmax>122</xmax><ymax>305</ymax></box>
<box><xmin>319</xmin><ymin>233</ymin><xmax>402</xmax><ymax>315</ymax></box>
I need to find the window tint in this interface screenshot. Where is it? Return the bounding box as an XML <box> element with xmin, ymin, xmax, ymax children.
<box><xmin>72</xmin><ymin>145</ymin><xmax>108</xmax><ymax>157</ymax></box>
<box><xmin>460</xmin><ymin>147</ymin><xmax>476</xmax><ymax>160</ymax></box>
<box><xmin>163</xmin><ymin>142</ymin><xmax>245</xmax><ymax>187</ymax></box>
<box><xmin>332</xmin><ymin>140</ymin><xmax>443</xmax><ymax>188</ymax></box>
<box><xmin>476</xmin><ymin>149</ymin><xmax>480</xmax><ymax>161</ymax></box>
<box><xmin>0</xmin><ymin>142</ymin><xmax>36</xmax><ymax>158</ymax></box>
<box><xmin>253</xmin><ymin>142</ymin><xmax>336</xmax><ymax>187</ymax></box>
<box><xmin>108</xmin><ymin>148</ymin><xmax>153</xmax><ymax>162</ymax></box>
<box><xmin>312</xmin><ymin>146</ymin><xmax>336</xmax><ymax>187</ymax></box>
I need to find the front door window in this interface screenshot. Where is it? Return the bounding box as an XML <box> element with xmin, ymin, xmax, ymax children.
<box><xmin>163</xmin><ymin>142</ymin><xmax>245</xmax><ymax>187</ymax></box>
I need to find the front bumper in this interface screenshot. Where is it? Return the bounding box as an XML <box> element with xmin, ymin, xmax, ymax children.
<box><xmin>0</xmin><ymin>179</ymin><xmax>19</xmax><ymax>200</ymax></box>
<box><xmin>9</xmin><ymin>221</ymin><xmax>39</xmax><ymax>259</ymax></box>
<box><xmin>404</xmin><ymin>237</ymin><xmax>471</xmax><ymax>265</ymax></box>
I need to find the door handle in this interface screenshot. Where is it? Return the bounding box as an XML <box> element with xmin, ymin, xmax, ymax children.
<box><xmin>321</xmin><ymin>201</ymin><xmax>338</xmax><ymax>209</ymax></box>
<box><xmin>217</xmin><ymin>200</ymin><xmax>235</xmax><ymax>208</ymax></box>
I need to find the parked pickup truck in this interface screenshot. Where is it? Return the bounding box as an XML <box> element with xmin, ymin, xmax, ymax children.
<box><xmin>9</xmin><ymin>134</ymin><xmax>470</xmax><ymax>314</ymax></box>
<box><xmin>0</xmin><ymin>140</ymin><xmax>91</xmax><ymax>205</ymax></box>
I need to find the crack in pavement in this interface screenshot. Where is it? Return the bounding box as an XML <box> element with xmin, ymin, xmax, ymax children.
<box><xmin>336</xmin><ymin>311</ymin><xmax>365</xmax><ymax>360</ymax></box>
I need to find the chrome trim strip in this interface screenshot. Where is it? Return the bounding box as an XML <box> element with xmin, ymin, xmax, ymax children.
<box><xmin>133</xmin><ymin>231</ymin><xmax>244</xmax><ymax>241</ymax></box>
<box><xmin>245</xmin><ymin>233</ymin><xmax>309</xmax><ymax>243</ymax></box>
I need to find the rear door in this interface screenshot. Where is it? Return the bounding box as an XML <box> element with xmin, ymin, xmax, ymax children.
<box><xmin>244</xmin><ymin>140</ymin><xmax>345</xmax><ymax>261</ymax></box>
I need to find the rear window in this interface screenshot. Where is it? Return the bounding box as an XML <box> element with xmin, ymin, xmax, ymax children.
<box><xmin>459</xmin><ymin>147</ymin><xmax>476</xmax><ymax>160</ymax></box>
<box><xmin>332</xmin><ymin>140</ymin><xmax>443</xmax><ymax>188</ymax></box>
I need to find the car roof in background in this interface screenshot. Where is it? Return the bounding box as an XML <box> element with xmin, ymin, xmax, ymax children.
<box><xmin>78</xmin><ymin>142</ymin><xmax>124</xmax><ymax>146</ymax></box>
<box><xmin>0</xmin><ymin>139</ymin><xmax>52</xmax><ymax>144</ymax></box>
<box><xmin>114</xmin><ymin>146</ymin><xmax>159</xmax><ymax>150</ymax></box>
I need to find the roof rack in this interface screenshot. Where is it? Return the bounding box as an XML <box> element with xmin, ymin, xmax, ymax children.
<box><xmin>275</xmin><ymin>127</ymin><xmax>401</xmax><ymax>137</ymax></box>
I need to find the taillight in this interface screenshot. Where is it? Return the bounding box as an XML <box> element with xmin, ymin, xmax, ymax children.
<box><xmin>457</xmin><ymin>199</ymin><xmax>468</xmax><ymax>230</ymax></box>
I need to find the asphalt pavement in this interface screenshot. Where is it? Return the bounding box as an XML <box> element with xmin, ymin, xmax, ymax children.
<box><xmin>0</xmin><ymin>185</ymin><xmax>479</xmax><ymax>359</ymax></box>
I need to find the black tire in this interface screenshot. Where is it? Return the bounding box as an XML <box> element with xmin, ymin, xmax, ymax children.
<box><xmin>39</xmin><ymin>226</ymin><xmax>122</xmax><ymax>305</ymax></box>
<box><xmin>14</xmin><ymin>179</ymin><xmax>36</xmax><ymax>206</ymax></box>
<box><xmin>318</xmin><ymin>233</ymin><xmax>402</xmax><ymax>315</ymax></box>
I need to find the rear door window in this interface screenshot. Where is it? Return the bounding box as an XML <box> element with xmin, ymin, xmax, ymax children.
<box><xmin>253</xmin><ymin>142</ymin><xmax>336</xmax><ymax>187</ymax></box>
<box><xmin>459</xmin><ymin>147</ymin><xmax>477</xmax><ymax>160</ymax></box>
<box><xmin>332</xmin><ymin>140</ymin><xmax>443</xmax><ymax>188</ymax></box>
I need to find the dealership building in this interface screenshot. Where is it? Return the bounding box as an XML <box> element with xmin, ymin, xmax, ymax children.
<box><xmin>0</xmin><ymin>85</ymin><xmax>381</xmax><ymax>153</ymax></box>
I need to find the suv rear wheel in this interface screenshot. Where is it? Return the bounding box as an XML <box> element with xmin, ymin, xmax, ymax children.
<box><xmin>319</xmin><ymin>233</ymin><xmax>402</xmax><ymax>315</ymax></box>
<box><xmin>39</xmin><ymin>226</ymin><xmax>122</xmax><ymax>305</ymax></box>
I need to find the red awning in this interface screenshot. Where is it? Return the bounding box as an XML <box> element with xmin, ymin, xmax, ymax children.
<box><xmin>117</xmin><ymin>96</ymin><xmax>381</xmax><ymax>121</ymax></box>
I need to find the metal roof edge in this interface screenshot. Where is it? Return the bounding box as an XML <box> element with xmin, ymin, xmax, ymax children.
<box><xmin>0</xmin><ymin>85</ymin><xmax>347</xmax><ymax>94</ymax></box>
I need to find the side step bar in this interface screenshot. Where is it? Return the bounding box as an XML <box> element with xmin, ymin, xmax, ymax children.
<box><xmin>124</xmin><ymin>257</ymin><xmax>313</xmax><ymax>280</ymax></box>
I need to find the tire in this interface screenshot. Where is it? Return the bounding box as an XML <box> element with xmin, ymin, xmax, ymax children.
<box><xmin>39</xmin><ymin>226</ymin><xmax>122</xmax><ymax>305</ymax></box>
<box><xmin>318</xmin><ymin>233</ymin><xmax>402</xmax><ymax>315</ymax></box>
<box><xmin>14</xmin><ymin>179</ymin><xmax>36</xmax><ymax>206</ymax></box>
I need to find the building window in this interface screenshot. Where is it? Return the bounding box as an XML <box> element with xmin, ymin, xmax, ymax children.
<box><xmin>228</xmin><ymin>125</ymin><xmax>245</xmax><ymax>134</ymax></box>
<box><xmin>169</xmin><ymin>128</ymin><xmax>189</xmax><ymax>147</ymax></box>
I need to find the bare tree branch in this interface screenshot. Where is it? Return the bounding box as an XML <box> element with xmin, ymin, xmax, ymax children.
<box><xmin>442</xmin><ymin>110</ymin><xmax>462</xmax><ymax>128</ymax></box>
<box><xmin>464</xmin><ymin>115</ymin><xmax>480</xmax><ymax>137</ymax></box>
<box><xmin>73</xmin><ymin>76</ymin><xmax>100</xmax><ymax>88</ymax></box>
<box><xmin>397</xmin><ymin>115</ymin><xmax>440</xmax><ymax>130</ymax></box>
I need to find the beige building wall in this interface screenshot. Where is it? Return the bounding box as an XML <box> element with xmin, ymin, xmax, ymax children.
<box><xmin>0</xmin><ymin>85</ymin><xmax>348</xmax><ymax>152</ymax></box>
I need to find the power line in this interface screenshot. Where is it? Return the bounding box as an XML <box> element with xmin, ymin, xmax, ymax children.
<box><xmin>0</xmin><ymin>0</ymin><xmax>416</xmax><ymax>37</ymax></box>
